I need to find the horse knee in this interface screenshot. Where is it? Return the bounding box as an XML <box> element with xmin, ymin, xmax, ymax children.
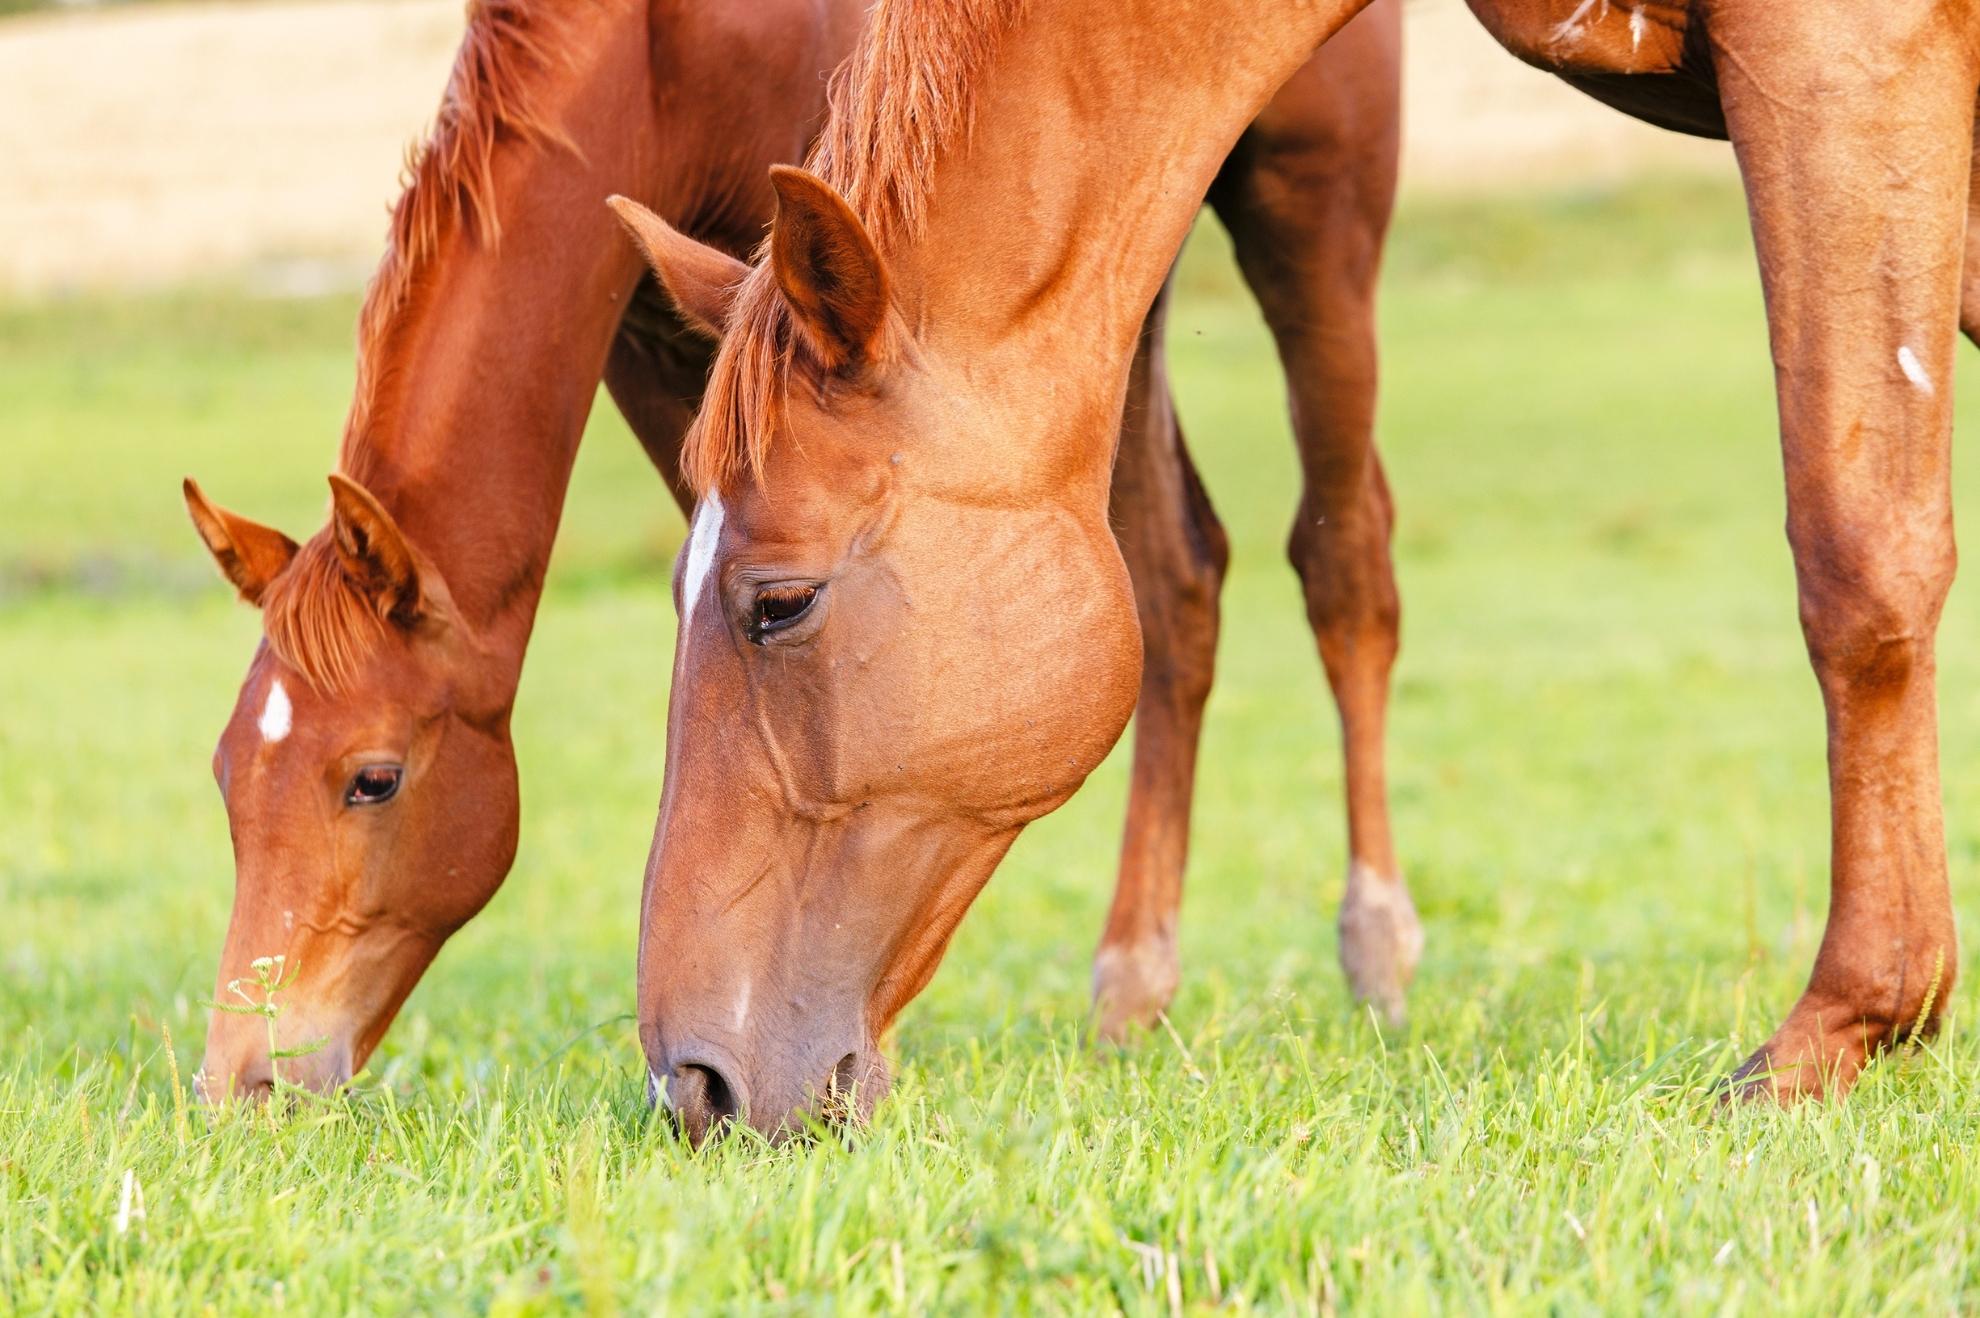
<box><xmin>1795</xmin><ymin>545</ymin><xmax>1953</xmax><ymax>698</ymax></box>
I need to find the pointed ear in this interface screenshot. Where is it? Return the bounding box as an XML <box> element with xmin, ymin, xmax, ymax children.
<box><xmin>183</xmin><ymin>477</ymin><xmax>299</xmax><ymax>606</ymax></box>
<box><xmin>767</xmin><ymin>165</ymin><xmax>893</xmax><ymax>372</ymax></box>
<box><xmin>607</xmin><ymin>195</ymin><xmax>748</xmax><ymax>339</ymax></box>
<box><xmin>327</xmin><ymin>474</ymin><xmax>424</xmax><ymax>625</ymax></box>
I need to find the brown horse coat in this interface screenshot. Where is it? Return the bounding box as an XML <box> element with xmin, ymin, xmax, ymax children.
<box><xmin>624</xmin><ymin>0</ymin><xmax>1977</xmax><ymax>1138</ymax></box>
<box><xmin>185</xmin><ymin>0</ymin><xmax>1412</xmax><ymax>1098</ymax></box>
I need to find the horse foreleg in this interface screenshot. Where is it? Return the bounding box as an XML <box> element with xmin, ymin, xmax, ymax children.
<box><xmin>1091</xmin><ymin>278</ymin><xmax>1230</xmax><ymax>1042</ymax></box>
<box><xmin>1211</xmin><ymin>0</ymin><xmax>1417</xmax><ymax>1026</ymax></box>
<box><xmin>1716</xmin><ymin>1</ymin><xmax>1975</xmax><ymax>1099</ymax></box>
<box><xmin>1962</xmin><ymin>130</ymin><xmax>1980</xmax><ymax>349</ymax></box>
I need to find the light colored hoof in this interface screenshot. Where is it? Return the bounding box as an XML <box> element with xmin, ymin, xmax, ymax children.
<box><xmin>1091</xmin><ymin>937</ymin><xmax>1180</xmax><ymax>1044</ymax></box>
<box><xmin>1338</xmin><ymin>862</ymin><xmax>1422</xmax><ymax>1029</ymax></box>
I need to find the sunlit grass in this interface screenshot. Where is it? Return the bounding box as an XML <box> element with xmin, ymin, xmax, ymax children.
<box><xmin>6</xmin><ymin>178</ymin><xmax>1980</xmax><ymax>1309</ymax></box>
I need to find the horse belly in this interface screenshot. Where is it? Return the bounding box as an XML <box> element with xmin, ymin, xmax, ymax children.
<box><xmin>1465</xmin><ymin>0</ymin><xmax>1726</xmax><ymax>140</ymax></box>
<box><xmin>1556</xmin><ymin>70</ymin><xmax>1726</xmax><ymax>140</ymax></box>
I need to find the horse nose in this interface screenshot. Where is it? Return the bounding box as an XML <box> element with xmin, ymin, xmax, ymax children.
<box><xmin>660</xmin><ymin>1056</ymin><xmax>746</xmax><ymax>1145</ymax></box>
<box><xmin>198</xmin><ymin>1027</ymin><xmax>352</xmax><ymax>1102</ymax></box>
<box><xmin>196</xmin><ymin>1054</ymin><xmax>274</xmax><ymax>1102</ymax></box>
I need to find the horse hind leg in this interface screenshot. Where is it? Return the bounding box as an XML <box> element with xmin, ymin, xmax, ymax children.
<box><xmin>1091</xmin><ymin>278</ymin><xmax>1230</xmax><ymax>1043</ymax></box>
<box><xmin>1211</xmin><ymin>1</ymin><xmax>1418</xmax><ymax>1027</ymax></box>
<box><xmin>1714</xmin><ymin>0</ymin><xmax>1975</xmax><ymax>1100</ymax></box>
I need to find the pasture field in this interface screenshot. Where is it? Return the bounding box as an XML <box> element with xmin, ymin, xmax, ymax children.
<box><xmin>6</xmin><ymin>179</ymin><xmax>1980</xmax><ymax>1312</ymax></box>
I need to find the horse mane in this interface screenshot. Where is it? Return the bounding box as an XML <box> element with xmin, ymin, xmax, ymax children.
<box><xmin>684</xmin><ymin>0</ymin><xmax>1028</xmax><ymax>493</ymax></box>
<box><xmin>344</xmin><ymin>0</ymin><xmax>579</xmax><ymax>451</ymax></box>
<box><xmin>269</xmin><ymin>0</ymin><xmax>579</xmax><ymax>690</ymax></box>
<box><xmin>261</xmin><ymin>538</ymin><xmax>387</xmax><ymax>693</ymax></box>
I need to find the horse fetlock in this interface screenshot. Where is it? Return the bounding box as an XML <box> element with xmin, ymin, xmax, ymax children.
<box><xmin>1337</xmin><ymin>862</ymin><xmax>1421</xmax><ymax>1028</ymax></box>
<box><xmin>1900</xmin><ymin>941</ymin><xmax>1958</xmax><ymax>1039</ymax></box>
<box><xmin>1822</xmin><ymin>935</ymin><xmax>1957</xmax><ymax>1045</ymax></box>
<box><xmin>1091</xmin><ymin>933</ymin><xmax>1181</xmax><ymax>1043</ymax></box>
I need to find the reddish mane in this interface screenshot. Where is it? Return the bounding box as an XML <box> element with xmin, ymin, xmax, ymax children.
<box><xmin>266</xmin><ymin>0</ymin><xmax>577</xmax><ymax>690</ymax></box>
<box><xmin>683</xmin><ymin>0</ymin><xmax>1027</xmax><ymax>493</ymax></box>
<box><xmin>345</xmin><ymin>0</ymin><xmax>577</xmax><ymax>451</ymax></box>
<box><xmin>261</xmin><ymin>542</ymin><xmax>387</xmax><ymax>692</ymax></box>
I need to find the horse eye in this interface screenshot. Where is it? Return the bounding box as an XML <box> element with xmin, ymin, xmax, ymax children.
<box><xmin>751</xmin><ymin>585</ymin><xmax>819</xmax><ymax>640</ymax></box>
<box><xmin>345</xmin><ymin>765</ymin><xmax>403</xmax><ymax>806</ymax></box>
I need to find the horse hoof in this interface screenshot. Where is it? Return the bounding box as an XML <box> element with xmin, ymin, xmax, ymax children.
<box><xmin>1718</xmin><ymin>997</ymin><xmax>1899</xmax><ymax>1104</ymax></box>
<box><xmin>1091</xmin><ymin>937</ymin><xmax>1179</xmax><ymax>1044</ymax></box>
<box><xmin>1337</xmin><ymin>863</ymin><xmax>1422</xmax><ymax>1029</ymax></box>
<box><xmin>1718</xmin><ymin>1044</ymin><xmax>1840</xmax><ymax>1105</ymax></box>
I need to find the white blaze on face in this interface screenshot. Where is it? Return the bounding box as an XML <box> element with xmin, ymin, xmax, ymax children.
<box><xmin>1897</xmin><ymin>345</ymin><xmax>1934</xmax><ymax>396</ymax></box>
<box><xmin>679</xmin><ymin>493</ymin><xmax>726</xmax><ymax>644</ymax></box>
<box><xmin>258</xmin><ymin>678</ymin><xmax>293</xmax><ymax>743</ymax></box>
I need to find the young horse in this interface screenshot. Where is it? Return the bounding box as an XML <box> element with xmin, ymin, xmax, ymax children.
<box><xmin>183</xmin><ymin>0</ymin><xmax>863</xmax><ymax>1096</ymax></box>
<box><xmin>185</xmin><ymin>0</ymin><xmax>1410</xmax><ymax>1094</ymax></box>
<box><xmin>626</xmin><ymin>0</ymin><xmax>1975</xmax><ymax>1140</ymax></box>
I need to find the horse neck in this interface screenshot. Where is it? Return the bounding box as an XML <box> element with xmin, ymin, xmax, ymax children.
<box><xmin>894</xmin><ymin>0</ymin><xmax>1370</xmax><ymax>479</ymax></box>
<box><xmin>334</xmin><ymin>1</ymin><xmax>669</xmax><ymax>652</ymax></box>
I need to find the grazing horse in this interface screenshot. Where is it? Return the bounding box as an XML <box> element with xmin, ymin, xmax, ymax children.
<box><xmin>183</xmin><ymin>0</ymin><xmax>862</xmax><ymax>1096</ymax></box>
<box><xmin>623</xmin><ymin>0</ymin><xmax>1974</xmax><ymax>1141</ymax></box>
<box><xmin>185</xmin><ymin>0</ymin><xmax>1411</xmax><ymax>1094</ymax></box>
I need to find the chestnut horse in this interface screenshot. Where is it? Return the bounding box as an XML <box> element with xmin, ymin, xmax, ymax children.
<box><xmin>185</xmin><ymin>0</ymin><xmax>1410</xmax><ymax>1094</ymax></box>
<box><xmin>183</xmin><ymin>0</ymin><xmax>859</xmax><ymax>1096</ymax></box>
<box><xmin>623</xmin><ymin>0</ymin><xmax>1975</xmax><ymax>1140</ymax></box>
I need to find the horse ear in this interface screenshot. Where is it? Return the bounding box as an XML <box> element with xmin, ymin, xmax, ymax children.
<box><xmin>327</xmin><ymin>474</ymin><xmax>424</xmax><ymax>625</ymax></box>
<box><xmin>767</xmin><ymin>165</ymin><xmax>892</xmax><ymax>372</ymax></box>
<box><xmin>606</xmin><ymin>195</ymin><xmax>747</xmax><ymax>339</ymax></box>
<box><xmin>183</xmin><ymin>477</ymin><xmax>298</xmax><ymax>606</ymax></box>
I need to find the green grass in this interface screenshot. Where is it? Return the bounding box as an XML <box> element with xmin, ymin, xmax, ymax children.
<box><xmin>7</xmin><ymin>176</ymin><xmax>1980</xmax><ymax>1310</ymax></box>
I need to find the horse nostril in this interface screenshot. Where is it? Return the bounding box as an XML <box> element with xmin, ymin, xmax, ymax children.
<box><xmin>669</xmin><ymin>1062</ymin><xmax>741</xmax><ymax>1144</ymax></box>
<box><xmin>821</xmin><ymin>1051</ymin><xmax>873</xmax><ymax>1125</ymax></box>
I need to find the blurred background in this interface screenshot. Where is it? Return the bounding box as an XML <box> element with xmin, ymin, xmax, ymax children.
<box><xmin>0</xmin><ymin>0</ymin><xmax>1739</xmax><ymax>585</ymax></box>
<box><xmin>0</xmin><ymin>0</ymin><xmax>1730</xmax><ymax>297</ymax></box>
